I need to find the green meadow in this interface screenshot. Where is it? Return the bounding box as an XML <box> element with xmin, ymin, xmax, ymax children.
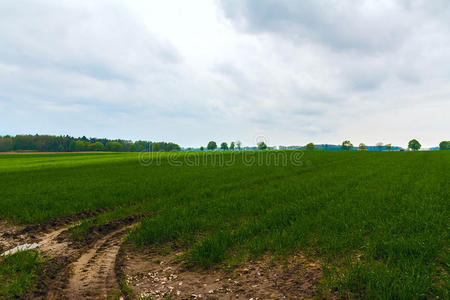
<box><xmin>0</xmin><ymin>151</ymin><xmax>448</xmax><ymax>298</ymax></box>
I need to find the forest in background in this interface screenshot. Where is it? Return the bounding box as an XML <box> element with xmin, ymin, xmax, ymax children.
<box><xmin>0</xmin><ymin>134</ymin><xmax>180</xmax><ymax>152</ymax></box>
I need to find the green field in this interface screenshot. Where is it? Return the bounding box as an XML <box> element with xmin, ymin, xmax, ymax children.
<box><xmin>0</xmin><ymin>151</ymin><xmax>449</xmax><ymax>298</ymax></box>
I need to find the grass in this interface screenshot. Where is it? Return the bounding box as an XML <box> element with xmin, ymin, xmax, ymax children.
<box><xmin>0</xmin><ymin>250</ymin><xmax>43</xmax><ymax>298</ymax></box>
<box><xmin>0</xmin><ymin>151</ymin><xmax>448</xmax><ymax>298</ymax></box>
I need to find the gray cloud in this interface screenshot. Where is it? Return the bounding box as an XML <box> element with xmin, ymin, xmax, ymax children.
<box><xmin>219</xmin><ymin>0</ymin><xmax>417</xmax><ymax>53</ymax></box>
<box><xmin>0</xmin><ymin>0</ymin><xmax>449</xmax><ymax>147</ymax></box>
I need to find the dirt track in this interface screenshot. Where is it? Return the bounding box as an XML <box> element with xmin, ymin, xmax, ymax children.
<box><xmin>1</xmin><ymin>216</ymin><xmax>136</xmax><ymax>300</ymax></box>
<box><xmin>2</xmin><ymin>218</ymin><xmax>323</xmax><ymax>299</ymax></box>
<box><xmin>64</xmin><ymin>226</ymin><xmax>132</xmax><ymax>299</ymax></box>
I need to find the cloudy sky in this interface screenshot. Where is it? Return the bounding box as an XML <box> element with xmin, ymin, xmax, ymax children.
<box><xmin>1</xmin><ymin>0</ymin><xmax>449</xmax><ymax>147</ymax></box>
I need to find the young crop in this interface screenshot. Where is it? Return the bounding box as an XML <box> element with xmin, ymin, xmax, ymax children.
<box><xmin>0</xmin><ymin>151</ymin><xmax>448</xmax><ymax>298</ymax></box>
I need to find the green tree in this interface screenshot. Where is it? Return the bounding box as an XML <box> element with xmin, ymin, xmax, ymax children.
<box><xmin>207</xmin><ymin>141</ymin><xmax>217</xmax><ymax>150</ymax></box>
<box><xmin>305</xmin><ymin>142</ymin><xmax>314</xmax><ymax>150</ymax></box>
<box><xmin>385</xmin><ymin>143</ymin><xmax>392</xmax><ymax>151</ymax></box>
<box><xmin>106</xmin><ymin>141</ymin><xmax>123</xmax><ymax>152</ymax></box>
<box><xmin>13</xmin><ymin>135</ymin><xmax>36</xmax><ymax>151</ymax></box>
<box><xmin>166</xmin><ymin>142</ymin><xmax>181</xmax><ymax>152</ymax></box>
<box><xmin>341</xmin><ymin>140</ymin><xmax>353</xmax><ymax>151</ymax></box>
<box><xmin>220</xmin><ymin>142</ymin><xmax>228</xmax><ymax>150</ymax></box>
<box><xmin>88</xmin><ymin>142</ymin><xmax>105</xmax><ymax>151</ymax></box>
<box><xmin>358</xmin><ymin>143</ymin><xmax>367</xmax><ymax>151</ymax></box>
<box><xmin>236</xmin><ymin>141</ymin><xmax>242</xmax><ymax>150</ymax></box>
<box><xmin>152</xmin><ymin>142</ymin><xmax>162</xmax><ymax>152</ymax></box>
<box><xmin>69</xmin><ymin>141</ymin><xmax>76</xmax><ymax>152</ymax></box>
<box><xmin>230</xmin><ymin>142</ymin><xmax>235</xmax><ymax>150</ymax></box>
<box><xmin>0</xmin><ymin>137</ymin><xmax>13</xmax><ymax>152</ymax></box>
<box><xmin>408</xmin><ymin>139</ymin><xmax>421</xmax><ymax>151</ymax></box>
<box><xmin>74</xmin><ymin>140</ymin><xmax>88</xmax><ymax>151</ymax></box>
<box><xmin>200</xmin><ymin>146</ymin><xmax>204</xmax><ymax>151</ymax></box>
<box><xmin>257</xmin><ymin>141</ymin><xmax>267</xmax><ymax>150</ymax></box>
<box><xmin>439</xmin><ymin>141</ymin><xmax>449</xmax><ymax>150</ymax></box>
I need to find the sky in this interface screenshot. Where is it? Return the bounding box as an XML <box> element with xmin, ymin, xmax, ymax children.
<box><xmin>1</xmin><ymin>0</ymin><xmax>449</xmax><ymax>148</ymax></box>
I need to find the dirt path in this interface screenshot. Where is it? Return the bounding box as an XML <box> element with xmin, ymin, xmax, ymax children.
<box><xmin>0</xmin><ymin>220</ymin><xmax>75</xmax><ymax>257</ymax></box>
<box><xmin>63</xmin><ymin>225</ymin><xmax>133</xmax><ymax>299</ymax></box>
<box><xmin>38</xmin><ymin>225</ymin><xmax>74</xmax><ymax>257</ymax></box>
<box><xmin>1</xmin><ymin>217</ymin><xmax>136</xmax><ymax>299</ymax></box>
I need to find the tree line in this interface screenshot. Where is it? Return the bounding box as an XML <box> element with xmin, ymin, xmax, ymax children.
<box><xmin>304</xmin><ymin>139</ymin><xmax>449</xmax><ymax>151</ymax></box>
<box><xmin>0</xmin><ymin>135</ymin><xmax>180</xmax><ymax>152</ymax></box>
<box><xmin>1</xmin><ymin>135</ymin><xmax>448</xmax><ymax>153</ymax></box>
<box><xmin>204</xmin><ymin>141</ymin><xmax>268</xmax><ymax>151</ymax></box>
<box><xmin>339</xmin><ymin>139</ymin><xmax>422</xmax><ymax>151</ymax></box>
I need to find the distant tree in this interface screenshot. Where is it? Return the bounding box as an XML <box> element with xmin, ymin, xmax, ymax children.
<box><xmin>88</xmin><ymin>142</ymin><xmax>105</xmax><ymax>151</ymax></box>
<box><xmin>376</xmin><ymin>142</ymin><xmax>384</xmax><ymax>151</ymax></box>
<box><xmin>408</xmin><ymin>139</ymin><xmax>421</xmax><ymax>151</ymax></box>
<box><xmin>358</xmin><ymin>143</ymin><xmax>367</xmax><ymax>151</ymax></box>
<box><xmin>257</xmin><ymin>141</ymin><xmax>267</xmax><ymax>150</ymax></box>
<box><xmin>152</xmin><ymin>142</ymin><xmax>163</xmax><ymax>152</ymax></box>
<box><xmin>236</xmin><ymin>141</ymin><xmax>242</xmax><ymax>150</ymax></box>
<box><xmin>165</xmin><ymin>142</ymin><xmax>181</xmax><ymax>152</ymax></box>
<box><xmin>200</xmin><ymin>146</ymin><xmax>204</xmax><ymax>151</ymax></box>
<box><xmin>0</xmin><ymin>137</ymin><xmax>13</xmax><ymax>152</ymax></box>
<box><xmin>74</xmin><ymin>140</ymin><xmax>88</xmax><ymax>151</ymax></box>
<box><xmin>0</xmin><ymin>134</ymin><xmax>180</xmax><ymax>153</ymax></box>
<box><xmin>305</xmin><ymin>143</ymin><xmax>315</xmax><ymax>150</ymax></box>
<box><xmin>69</xmin><ymin>141</ymin><xmax>76</xmax><ymax>152</ymax></box>
<box><xmin>207</xmin><ymin>141</ymin><xmax>217</xmax><ymax>151</ymax></box>
<box><xmin>341</xmin><ymin>140</ymin><xmax>353</xmax><ymax>151</ymax></box>
<box><xmin>439</xmin><ymin>141</ymin><xmax>449</xmax><ymax>150</ymax></box>
<box><xmin>230</xmin><ymin>141</ymin><xmax>235</xmax><ymax>150</ymax></box>
<box><xmin>13</xmin><ymin>135</ymin><xmax>36</xmax><ymax>151</ymax></box>
<box><xmin>134</xmin><ymin>141</ymin><xmax>150</xmax><ymax>152</ymax></box>
<box><xmin>385</xmin><ymin>143</ymin><xmax>393</xmax><ymax>151</ymax></box>
<box><xmin>106</xmin><ymin>141</ymin><xmax>123</xmax><ymax>152</ymax></box>
<box><xmin>220</xmin><ymin>142</ymin><xmax>228</xmax><ymax>150</ymax></box>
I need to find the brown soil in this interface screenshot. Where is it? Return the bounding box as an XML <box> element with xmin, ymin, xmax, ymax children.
<box><xmin>63</xmin><ymin>225</ymin><xmax>134</xmax><ymax>299</ymax></box>
<box><xmin>120</xmin><ymin>247</ymin><xmax>322</xmax><ymax>299</ymax></box>
<box><xmin>42</xmin><ymin>218</ymin><xmax>138</xmax><ymax>299</ymax></box>
<box><xmin>3</xmin><ymin>215</ymin><xmax>322</xmax><ymax>299</ymax></box>
<box><xmin>0</xmin><ymin>221</ymin><xmax>25</xmax><ymax>254</ymax></box>
<box><xmin>1</xmin><ymin>215</ymin><xmax>138</xmax><ymax>300</ymax></box>
<box><xmin>1</xmin><ymin>210</ymin><xmax>105</xmax><ymax>255</ymax></box>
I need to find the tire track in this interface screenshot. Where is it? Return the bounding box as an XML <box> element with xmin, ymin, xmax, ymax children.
<box><xmin>64</xmin><ymin>225</ymin><xmax>134</xmax><ymax>299</ymax></box>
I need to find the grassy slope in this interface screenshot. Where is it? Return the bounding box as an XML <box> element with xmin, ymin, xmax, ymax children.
<box><xmin>0</xmin><ymin>151</ymin><xmax>448</xmax><ymax>298</ymax></box>
<box><xmin>0</xmin><ymin>250</ymin><xmax>43</xmax><ymax>298</ymax></box>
